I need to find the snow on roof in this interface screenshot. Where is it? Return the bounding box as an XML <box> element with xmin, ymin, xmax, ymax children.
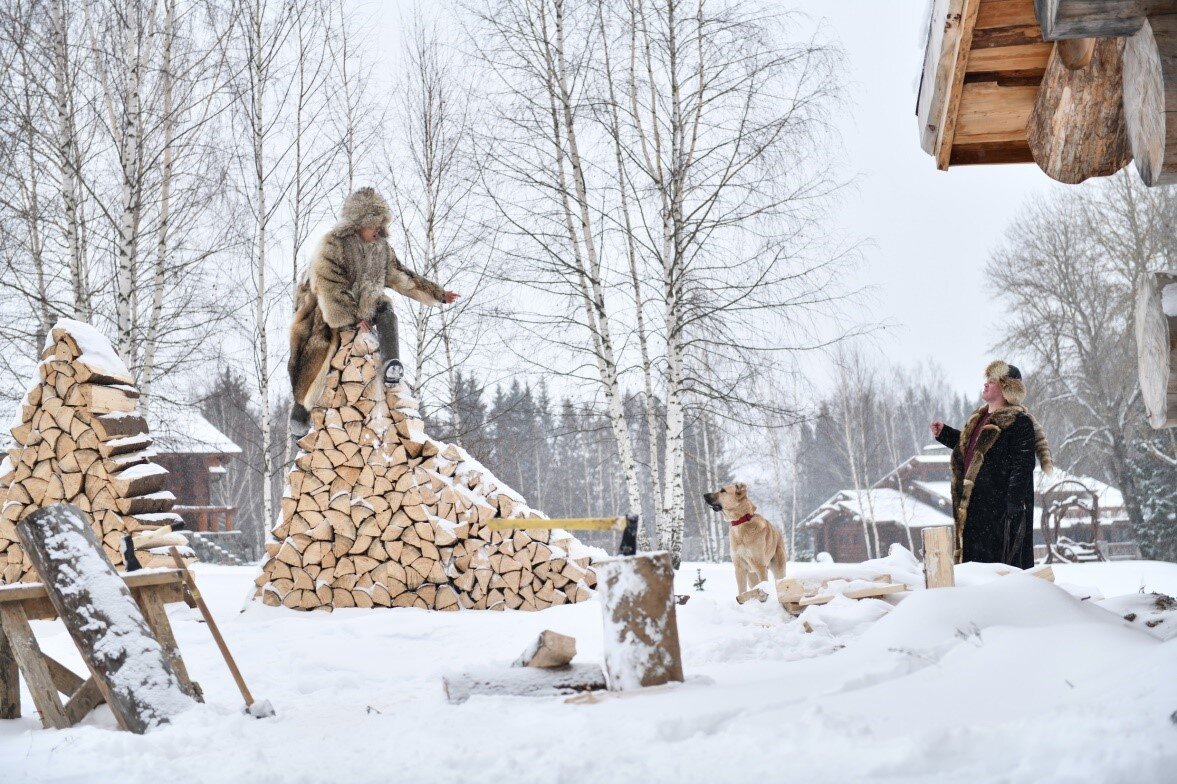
<box><xmin>911</xmin><ymin>480</ymin><xmax>952</xmax><ymax>502</ymax></box>
<box><xmin>806</xmin><ymin>487</ymin><xmax>954</xmax><ymax>530</ymax></box>
<box><xmin>147</xmin><ymin>399</ymin><xmax>242</xmax><ymax>455</ymax></box>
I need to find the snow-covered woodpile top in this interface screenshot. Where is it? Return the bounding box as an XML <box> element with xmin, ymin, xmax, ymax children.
<box><xmin>0</xmin><ymin>320</ymin><xmax>186</xmax><ymax>582</ymax></box>
<box><xmin>259</xmin><ymin>329</ymin><xmax>599</xmax><ymax>611</ymax></box>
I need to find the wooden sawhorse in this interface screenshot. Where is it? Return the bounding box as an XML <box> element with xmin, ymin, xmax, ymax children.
<box><xmin>0</xmin><ymin>568</ymin><xmax>202</xmax><ymax>728</ymax></box>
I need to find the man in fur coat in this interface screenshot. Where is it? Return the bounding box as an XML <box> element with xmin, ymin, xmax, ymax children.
<box><xmin>288</xmin><ymin>187</ymin><xmax>458</xmax><ymax>437</ymax></box>
<box><xmin>930</xmin><ymin>361</ymin><xmax>1052</xmax><ymax>569</ymax></box>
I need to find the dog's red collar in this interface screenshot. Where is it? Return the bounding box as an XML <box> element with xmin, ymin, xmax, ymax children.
<box><xmin>730</xmin><ymin>513</ymin><xmax>754</xmax><ymax>527</ymax></box>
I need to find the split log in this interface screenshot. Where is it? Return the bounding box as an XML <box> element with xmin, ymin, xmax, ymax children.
<box><xmin>513</xmin><ymin>630</ymin><xmax>576</xmax><ymax>668</ymax></box>
<box><xmin>923</xmin><ymin>525</ymin><xmax>956</xmax><ymax>588</ymax></box>
<box><xmin>598</xmin><ymin>551</ymin><xmax>683</xmax><ymax>691</ymax></box>
<box><xmin>1135</xmin><ymin>270</ymin><xmax>1177</xmax><ymax>428</ymax></box>
<box><xmin>1124</xmin><ymin>15</ymin><xmax>1177</xmax><ymax>186</ymax></box>
<box><xmin>16</xmin><ymin>505</ymin><xmax>193</xmax><ymax>733</ymax></box>
<box><xmin>1028</xmin><ymin>37</ymin><xmax>1131</xmax><ymax>184</ymax></box>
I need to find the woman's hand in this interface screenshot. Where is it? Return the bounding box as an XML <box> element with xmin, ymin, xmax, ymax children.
<box><xmin>930</xmin><ymin>420</ymin><xmax>945</xmax><ymax>437</ymax></box>
<box><xmin>444</xmin><ymin>290</ymin><xmax>461</xmax><ymax>304</ymax></box>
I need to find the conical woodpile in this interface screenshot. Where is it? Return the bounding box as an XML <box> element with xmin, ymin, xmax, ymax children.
<box><xmin>259</xmin><ymin>330</ymin><xmax>597</xmax><ymax>611</ymax></box>
<box><xmin>0</xmin><ymin>320</ymin><xmax>188</xmax><ymax>583</ymax></box>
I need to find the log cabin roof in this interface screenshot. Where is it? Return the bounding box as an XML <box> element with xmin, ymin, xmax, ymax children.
<box><xmin>917</xmin><ymin>0</ymin><xmax>1051</xmax><ymax>168</ymax></box>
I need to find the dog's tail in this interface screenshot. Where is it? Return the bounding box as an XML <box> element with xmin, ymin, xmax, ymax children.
<box><xmin>771</xmin><ymin>537</ymin><xmax>787</xmax><ymax>580</ymax></box>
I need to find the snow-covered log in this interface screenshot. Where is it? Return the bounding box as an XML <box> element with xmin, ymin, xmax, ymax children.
<box><xmin>16</xmin><ymin>504</ymin><xmax>193</xmax><ymax>733</ymax></box>
<box><xmin>1135</xmin><ymin>271</ymin><xmax>1177</xmax><ymax>428</ymax></box>
<box><xmin>598</xmin><ymin>552</ymin><xmax>684</xmax><ymax>691</ymax></box>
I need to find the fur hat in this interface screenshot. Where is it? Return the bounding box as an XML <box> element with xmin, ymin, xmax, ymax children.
<box><xmin>335</xmin><ymin>187</ymin><xmax>391</xmax><ymax>238</ymax></box>
<box><xmin>985</xmin><ymin>360</ymin><xmax>1026</xmax><ymax>406</ymax></box>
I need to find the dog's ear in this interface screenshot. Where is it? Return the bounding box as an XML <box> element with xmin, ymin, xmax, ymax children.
<box><xmin>734</xmin><ymin>482</ymin><xmax>747</xmax><ymax>496</ymax></box>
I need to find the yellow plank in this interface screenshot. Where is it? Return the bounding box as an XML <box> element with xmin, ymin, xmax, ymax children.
<box><xmin>486</xmin><ymin>517</ymin><xmax>627</xmax><ymax>532</ymax></box>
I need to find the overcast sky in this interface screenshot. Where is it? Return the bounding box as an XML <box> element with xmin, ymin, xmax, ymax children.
<box><xmin>802</xmin><ymin>0</ymin><xmax>1065</xmax><ymax>398</ymax></box>
<box><xmin>368</xmin><ymin>0</ymin><xmax>1069</xmax><ymax>403</ymax></box>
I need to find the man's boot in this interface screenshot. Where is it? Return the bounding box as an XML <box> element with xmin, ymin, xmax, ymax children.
<box><xmin>373</xmin><ymin>301</ymin><xmax>404</xmax><ymax>386</ymax></box>
<box><xmin>290</xmin><ymin>403</ymin><xmax>310</xmax><ymax>440</ymax></box>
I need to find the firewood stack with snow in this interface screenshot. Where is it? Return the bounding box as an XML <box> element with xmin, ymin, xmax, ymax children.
<box><xmin>259</xmin><ymin>329</ymin><xmax>597</xmax><ymax>611</ymax></box>
<box><xmin>0</xmin><ymin>320</ymin><xmax>191</xmax><ymax>583</ymax></box>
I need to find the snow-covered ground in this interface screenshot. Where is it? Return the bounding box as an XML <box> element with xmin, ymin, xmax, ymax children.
<box><xmin>4</xmin><ymin>556</ymin><xmax>1177</xmax><ymax>784</ymax></box>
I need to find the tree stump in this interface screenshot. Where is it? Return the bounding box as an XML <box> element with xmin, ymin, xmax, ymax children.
<box><xmin>598</xmin><ymin>551</ymin><xmax>684</xmax><ymax>691</ymax></box>
<box><xmin>1135</xmin><ymin>270</ymin><xmax>1177</xmax><ymax>428</ymax></box>
<box><xmin>17</xmin><ymin>504</ymin><xmax>194</xmax><ymax>733</ymax></box>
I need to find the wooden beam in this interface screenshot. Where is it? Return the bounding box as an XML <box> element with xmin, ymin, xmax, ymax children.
<box><xmin>1028</xmin><ymin>38</ymin><xmax>1132</xmax><ymax>183</ymax></box>
<box><xmin>0</xmin><ymin>619</ymin><xmax>19</xmax><ymax>719</ymax></box>
<box><xmin>1135</xmin><ymin>270</ymin><xmax>1177</xmax><ymax>428</ymax></box>
<box><xmin>1033</xmin><ymin>0</ymin><xmax>1148</xmax><ymax>40</ymax></box>
<box><xmin>917</xmin><ymin>0</ymin><xmax>983</xmax><ymax>168</ymax></box>
<box><xmin>0</xmin><ymin>604</ymin><xmax>68</xmax><ymax>728</ymax></box>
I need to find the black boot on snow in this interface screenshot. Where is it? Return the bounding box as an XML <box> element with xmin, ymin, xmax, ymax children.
<box><xmin>383</xmin><ymin>359</ymin><xmax>404</xmax><ymax>386</ymax></box>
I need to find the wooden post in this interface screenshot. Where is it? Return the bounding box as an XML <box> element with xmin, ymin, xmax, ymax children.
<box><xmin>17</xmin><ymin>504</ymin><xmax>194</xmax><ymax>733</ymax></box>
<box><xmin>0</xmin><ymin>619</ymin><xmax>18</xmax><ymax>719</ymax></box>
<box><xmin>598</xmin><ymin>551</ymin><xmax>684</xmax><ymax>691</ymax></box>
<box><xmin>923</xmin><ymin>526</ymin><xmax>956</xmax><ymax>588</ymax></box>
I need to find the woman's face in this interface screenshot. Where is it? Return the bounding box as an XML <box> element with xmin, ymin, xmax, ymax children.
<box><xmin>981</xmin><ymin>378</ymin><xmax>1005</xmax><ymax>404</ymax></box>
<box><xmin>358</xmin><ymin>225</ymin><xmax>380</xmax><ymax>242</ymax></box>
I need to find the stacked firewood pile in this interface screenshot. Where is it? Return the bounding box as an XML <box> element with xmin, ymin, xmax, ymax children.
<box><xmin>259</xmin><ymin>330</ymin><xmax>596</xmax><ymax>611</ymax></box>
<box><xmin>0</xmin><ymin>320</ymin><xmax>190</xmax><ymax>583</ymax></box>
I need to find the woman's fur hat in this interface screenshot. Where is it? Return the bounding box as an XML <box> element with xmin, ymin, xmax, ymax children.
<box><xmin>985</xmin><ymin>360</ymin><xmax>1026</xmax><ymax>406</ymax></box>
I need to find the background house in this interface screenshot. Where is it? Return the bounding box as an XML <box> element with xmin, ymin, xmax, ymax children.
<box><xmin>803</xmin><ymin>444</ymin><xmax>1140</xmax><ymax>563</ymax></box>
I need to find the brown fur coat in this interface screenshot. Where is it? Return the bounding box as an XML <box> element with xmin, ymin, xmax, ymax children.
<box><xmin>289</xmin><ymin>188</ymin><xmax>445</xmax><ymax>412</ymax></box>
<box><xmin>936</xmin><ymin>405</ymin><xmax>1052</xmax><ymax>567</ymax></box>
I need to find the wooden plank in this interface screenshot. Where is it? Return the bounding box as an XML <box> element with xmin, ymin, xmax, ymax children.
<box><xmin>798</xmin><ymin>583</ymin><xmax>906</xmax><ymax>607</ymax></box>
<box><xmin>0</xmin><ymin>569</ymin><xmax>184</xmax><ymax>605</ymax></box>
<box><xmin>936</xmin><ymin>0</ymin><xmax>983</xmax><ymax>169</ymax></box>
<box><xmin>923</xmin><ymin>526</ymin><xmax>957</xmax><ymax>588</ymax></box>
<box><xmin>918</xmin><ymin>0</ymin><xmax>973</xmax><ymax>156</ymax></box>
<box><xmin>951</xmin><ymin>139</ymin><xmax>1035</xmax><ymax>164</ymax></box>
<box><xmin>62</xmin><ymin>677</ymin><xmax>105</xmax><ymax>725</ymax></box>
<box><xmin>134</xmin><ymin>587</ymin><xmax>202</xmax><ymax>702</ymax></box>
<box><xmin>17</xmin><ymin>505</ymin><xmax>193</xmax><ymax>733</ymax></box>
<box><xmin>0</xmin><ymin>604</ymin><xmax>68</xmax><ymax>728</ymax></box>
<box><xmin>953</xmin><ymin>82</ymin><xmax>1040</xmax><ymax>143</ymax></box>
<box><xmin>977</xmin><ymin>0</ymin><xmax>1042</xmax><ymax>30</ymax></box>
<box><xmin>487</xmin><ymin>516</ymin><xmax>624</xmax><ymax>532</ymax></box>
<box><xmin>43</xmin><ymin>655</ymin><xmax>85</xmax><ymax>695</ymax></box>
<box><xmin>0</xmin><ymin>620</ymin><xmax>18</xmax><ymax>719</ymax></box>
<box><xmin>965</xmin><ymin>41</ymin><xmax>1052</xmax><ymax>73</ymax></box>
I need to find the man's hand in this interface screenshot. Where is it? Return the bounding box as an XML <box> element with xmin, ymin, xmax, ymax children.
<box><xmin>357</xmin><ymin>319</ymin><xmax>372</xmax><ymax>333</ymax></box>
<box><xmin>930</xmin><ymin>420</ymin><xmax>945</xmax><ymax>437</ymax></box>
<box><xmin>444</xmin><ymin>290</ymin><xmax>461</xmax><ymax>305</ymax></box>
